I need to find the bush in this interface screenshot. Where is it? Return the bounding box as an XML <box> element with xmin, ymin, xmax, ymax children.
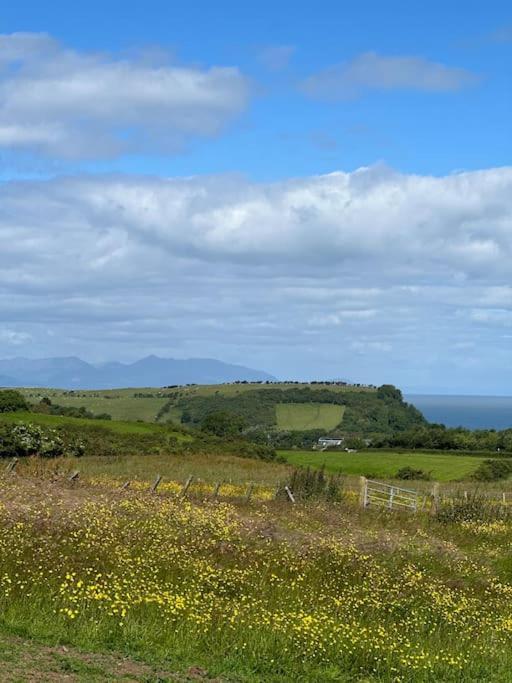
<box><xmin>472</xmin><ymin>459</ymin><xmax>512</xmax><ymax>482</ymax></box>
<box><xmin>0</xmin><ymin>390</ymin><xmax>29</xmax><ymax>413</ymax></box>
<box><xmin>0</xmin><ymin>423</ymin><xmax>64</xmax><ymax>458</ymax></box>
<box><xmin>395</xmin><ymin>466</ymin><xmax>431</xmax><ymax>481</ymax></box>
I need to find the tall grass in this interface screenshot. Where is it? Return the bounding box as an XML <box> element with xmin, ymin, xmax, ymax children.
<box><xmin>1</xmin><ymin>474</ymin><xmax>512</xmax><ymax>680</ymax></box>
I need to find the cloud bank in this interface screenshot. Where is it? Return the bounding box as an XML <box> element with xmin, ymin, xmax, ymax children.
<box><xmin>1</xmin><ymin>165</ymin><xmax>511</xmax><ymax>390</ymax></box>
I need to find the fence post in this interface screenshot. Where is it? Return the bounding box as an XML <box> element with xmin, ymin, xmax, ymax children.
<box><xmin>464</xmin><ymin>490</ymin><xmax>468</xmax><ymax>502</ymax></box>
<box><xmin>430</xmin><ymin>483</ymin><xmax>440</xmax><ymax>516</ymax></box>
<box><xmin>389</xmin><ymin>486</ymin><xmax>395</xmax><ymax>510</ymax></box>
<box><xmin>181</xmin><ymin>475</ymin><xmax>193</xmax><ymax>499</ymax></box>
<box><xmin>284</xmin><ymin>486</ymin><xmax>296</xmax><ymax>504</ymax></box>
<box><xmin>244</xmin><ymin>483</ymin><xmax>254</xmax><ymax>503</ymax></box>
<box><xmin>120</xmin><ymin>481</ymin><xmax>130</xmax><ymax>491</ymax></box>
<box><xmin>5</xmin><ymin>457</ymin><xmax>18</xmax><ymax>474</ymax></box>
<box><xmin>503</xmin><ymin>492</ymin><xmax>507</xmax><ymax>506</ymax></box>
<box><xmin>68</xmin><ymin>470</ymin><xmax>79</xmax><ymax>483</ymax></box>
<box><xmin>359</xmin><ymin>476</ymin><xmax>367</xmax><ymax>508</ymax></box>
<box><xmin>150</xmin><ymin>475</ymin><xmax>162</xmax><ymax>493</ymax></box>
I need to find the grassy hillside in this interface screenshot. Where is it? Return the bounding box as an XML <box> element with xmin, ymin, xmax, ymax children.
<box><xmin>281</xmin><ymin>449</ymin><xmax>490</xmax><ymax>481</ymax></box>
<box><xmin>0</xmin><ymin>410</ymin><xmax>186</xmax><ymax>438</ymax></box>
<box><xmin>20</xmin><ymin>388</ymin><xmax>170</xmax><ymax>422</ymax></box>
<box><xmin>275</xmin><ymin>403</ymin><xmax>345</xmax><ymax>430</ymax></box>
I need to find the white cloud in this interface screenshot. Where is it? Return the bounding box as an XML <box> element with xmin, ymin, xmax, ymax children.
<box><xmin>300</xmin><ymin>52</ymin><xmax>478</xmax><ymax>100</ymax></box>
<box><xmin>0</xmin><ymin>32</ymin><xmax>251</xmax><ymax>158</ymax></box>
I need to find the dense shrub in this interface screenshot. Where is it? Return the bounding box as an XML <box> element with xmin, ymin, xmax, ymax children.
<box><xmin>0</xmin><ymin>390</ymin><xmax>29</xmax><ymax>413</ymax></box>
<box><xmin>396</xmin><ymin>466</ymin><xmax>431</xmax><ymax>481</ymax></box>
<box><xmin>472</xmin><ymin>458</ymin><xmax>512</xmax><ymax>482</ymax></box>
<box><xmin>0</xmin><ymin>423</ymin><xmax>66</xmax><ymax>458</ymax></box>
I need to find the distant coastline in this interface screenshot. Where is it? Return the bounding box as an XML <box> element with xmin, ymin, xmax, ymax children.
<box><xmin>406</xmin><ymin>394</ymin><xmax>512</xmax><ymax>430</ymax></box>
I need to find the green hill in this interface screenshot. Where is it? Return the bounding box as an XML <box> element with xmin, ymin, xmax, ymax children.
<box><xmin>18</xmin><ymin>382</ymin><xmax>426</xmax><ymax>438</ymax></box>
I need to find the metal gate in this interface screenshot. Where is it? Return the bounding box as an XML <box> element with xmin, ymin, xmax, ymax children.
<box><xmin>361</xmin><ymin>478</ymin><xmax>419</xmax><ymax>512</ymax></box>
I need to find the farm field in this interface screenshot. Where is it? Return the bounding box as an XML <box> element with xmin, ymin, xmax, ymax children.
<box><xmin>276</xmin><ymin>403</ymin><xmax>344</xmax><ymax>430</ymax></box>
<box><xmin>2</xmin><ymin>469</ymin><xmax>512</xmax><ymax>681</ymax></box>
<box><xmin>281</xmin><ymin>449</ymin><xmax>493</xmax><ymax>481</ymax></box>
<box><xmin>20</xmin><ymin>388</ymin><xmax>170</xmax><ymax>422</ymax></box>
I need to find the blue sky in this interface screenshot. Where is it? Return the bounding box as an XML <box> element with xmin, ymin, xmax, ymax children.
<box><xmin>0</xmin><ymin>1</ymin><xmax>511</xmax><ymax>392</ymax></box>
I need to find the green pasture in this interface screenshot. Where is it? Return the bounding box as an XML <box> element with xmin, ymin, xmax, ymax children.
<box><xmin>20</xmin><ymin>389</ymin><xmax>169</xmax><ymax>422</ymax></box>
<box><xmin>280</xmin><ymin>449</ymin><xmax>494</xmax><ymax>481</ymax></box>
<box><xmin>0</xmin><ymin>411</ymin><xmax>189</xmax><ymax>440</ymax></box>
<box><xmin>275</xmin><ymin>403</ymin><xmax>345</xmax><ymax>431</ymax></box>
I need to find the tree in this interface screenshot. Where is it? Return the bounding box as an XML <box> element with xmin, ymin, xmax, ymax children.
<box><xmin>377</xmin><ymin>384</ymin><xmax>403</xmax><ymax>402</ymax></box>
<box><xmin>0</xmin><ymin>390</ymin><xmax>29</xmax><ymax>413</ymax></box>
<box><xmin>201</xmin><ymin>411</ymin><xmax>247</xmax><ymax>438</ymax></box>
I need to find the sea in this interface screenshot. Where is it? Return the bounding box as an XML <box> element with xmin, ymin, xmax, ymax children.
<box><xmin>406</xmin><ymin>395</ymin><xmax>512</xmax><ymax>430</ymax></box>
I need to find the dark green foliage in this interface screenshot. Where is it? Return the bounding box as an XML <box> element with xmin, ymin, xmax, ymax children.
<box><xmin>283</xmin><ymin>465</ymin><xmax>344</xmax><ymax>501</ymax></box>
<box><xmin>472</xmin><ymin>458</ymin><xmax>512</xmax><ymax>481</ymax></box>
<box><xmin>0</xmin><ymin>422</ymin><xmax>66</xmax><ymax>458</ymax></box>
<box><xmin>377</xmin><ymin>384</ymin><xmax>403</xmax><ymax>401</ymax></box>
<box><xmin>201</xmin><ymin>411</ymin><xmax>247</xmax><ymax>437</ymax></box>
<box><xmin>379</xmin><ymin>426</ymin><xmax>512</xmax><ymax>453</ymax></box>
<box><xmin>0</xmin><ymin>390</ymin><xmax>29</xmax><ymax>413</ymax></box>
<box><xmin>395</xmin><ymin>466</ymin><xmax>431</xmax><ymax>481</ymax></box>
<box><xmin>170</xmin><ymin>386</ymin><xmax>426</xmax><ymax>436</ymax></box>
<box><xmin>33</xmin><ymin>400</ymin><xmax>112</xmax><ymax>421</ymax></box>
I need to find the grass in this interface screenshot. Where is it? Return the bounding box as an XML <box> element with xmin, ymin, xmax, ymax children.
<box><xmin>19</xmin><ymin>452</ymin><xmax>290</xmax><ymax>487</ymax></box>
<box><xmin>0</xmin><ymin>410</ymin><xmax>190</xmax><ymax>439</ymax></box>
<box><xmin>275</xmin><ymin>403</ymin><xmax>344</xmax><ymax>431</ymax></box>
<box><xmin>280</xmin><ymin>449</ymin><xmax>494</xmax><ymax>481</ymax></box>
<box><xmin>20</xmin><ymin>388</ymin><xmax>170</xmax><ymax>422</ymax></box>
<box><xmin>2</xmin><ymin>472</ymin><xmax>512</xmax><ymax>681</ymax></box>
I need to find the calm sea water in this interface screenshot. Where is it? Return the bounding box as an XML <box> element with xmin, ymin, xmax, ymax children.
<box><xmin>406</xmin><ymin>395</ymin><xmax>512</xmax><ymax>430</ymax></box>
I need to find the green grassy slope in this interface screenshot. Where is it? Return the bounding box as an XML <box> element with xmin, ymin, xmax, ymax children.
<box><xmin>276</xmin><ymin>403</ymin><xmax>345</xmax><ymax>431</ymax></box>
<box><xmin>280</xmin><ymin>449</ymin><xmax>490</xmax><ymax>481</ymax></box>
<box><xmin>20</xmin><ymin>389</ymin><xmax>170</xmax><ymax>422</ymax></box>
<box><xmin>0</xmin><ymin>411</ymin><xmax>189</xmax><ymax>439</ymax></box>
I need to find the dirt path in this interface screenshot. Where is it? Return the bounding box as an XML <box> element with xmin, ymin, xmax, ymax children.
<box><xmin>0</xmin><ymin>631</ymin><xmax>220</xmax><ymax>683</ymax></box>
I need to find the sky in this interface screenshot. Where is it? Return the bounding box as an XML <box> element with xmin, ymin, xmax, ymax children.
<box><xmin>0</xmin><ymin>0</ymin><xmax>511</xmax><ymax>393</ymax></box>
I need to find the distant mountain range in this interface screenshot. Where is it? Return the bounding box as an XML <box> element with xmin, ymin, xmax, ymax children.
<box><xmin>0</xmin><ymin>355</ymin><xmax>276</xmax><ymax>390</ymax></box>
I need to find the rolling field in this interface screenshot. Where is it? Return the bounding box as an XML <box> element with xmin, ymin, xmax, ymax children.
<box><xmin>20</xmin><ymin>389</ymin><xmax>169</xmax><ymax>422</ymax></box>
<box><xmin>280</xmin><ymin>449</ymin><xmax>492</xmax><ymax>481</ymax></box>
<box><xmin>275</xmin><ymin>403</ymin><xmax>344</xmax><ymax>430</ymax></box>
